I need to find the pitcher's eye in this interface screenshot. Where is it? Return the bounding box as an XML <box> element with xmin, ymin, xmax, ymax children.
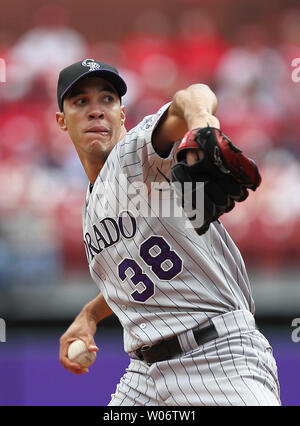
<box><xmin>74</xmin><ymin>97</ymin><xmax>87</xmax><ymax>105</ymax></box>
<box><xmin>104</xmin><ymin>95</ymin><xmax>114</xmax><ymax>103</ymax></box>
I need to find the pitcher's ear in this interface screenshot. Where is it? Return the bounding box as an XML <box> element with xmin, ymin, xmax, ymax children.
<box><xmin>120</xmin><ymin>105</ymin><xmax>126</xmax><ymax>126</ymax></box>
<box><xmin>56</xmin><ymin>111</ymin><xmax>67</xmax><ymax>132</ymax></box>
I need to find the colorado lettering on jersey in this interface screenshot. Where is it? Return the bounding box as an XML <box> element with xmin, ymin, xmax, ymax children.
<box><xmin>84</xmin><ymin>210</ymin><xmax>137</xmax><ymax>262</ymax></box>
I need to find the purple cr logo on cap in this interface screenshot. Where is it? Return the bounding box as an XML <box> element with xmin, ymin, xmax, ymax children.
<box><xmin>82</xmin><ymin>58</ymin><xmax>102</xmax><ymax>71</ymax></box>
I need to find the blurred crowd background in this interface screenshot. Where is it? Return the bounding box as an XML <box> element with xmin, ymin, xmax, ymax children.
<box><xmin>0</xmin><ymin>0</ymin><xmax>300</xmax><ymax>406</ymax></box>
<box><xmin>0</xmin><ymin>0</ymin><xmax>299</xmax><ymax>315</ymax></box>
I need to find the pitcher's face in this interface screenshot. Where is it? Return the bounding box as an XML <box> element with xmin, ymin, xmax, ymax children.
<box><xmin>56</xmin><ymin>76</ymin><xmax>125</xmax><ymax>162</ymax></box>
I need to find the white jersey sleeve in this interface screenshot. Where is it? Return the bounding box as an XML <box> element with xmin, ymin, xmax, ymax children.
<box><xmin>82</xmin><ymin>103</ymin><xmax>255</xmax><ymax>354</ymax></box>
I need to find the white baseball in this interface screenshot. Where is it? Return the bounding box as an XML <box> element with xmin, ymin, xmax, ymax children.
<box><xmin>67</xmin><ymin>339</ymin><xmax>96</xmax><ymax>368</ymax></box>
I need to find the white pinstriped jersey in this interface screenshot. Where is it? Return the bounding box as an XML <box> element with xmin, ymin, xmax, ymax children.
<box><xmin>82</xmin><ymin>103</ymin><xmax>255</xmax><ymax>354</ymax></box>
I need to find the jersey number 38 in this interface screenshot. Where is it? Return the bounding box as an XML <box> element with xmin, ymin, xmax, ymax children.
<box><xmin>118</xmin><ymin>236</ymin><xmax>183</xmax><ymax>302</ymax></box>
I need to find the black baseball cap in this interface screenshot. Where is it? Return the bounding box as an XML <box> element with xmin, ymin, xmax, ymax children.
<box><xmin>57</xmin><ymin>58</ymin><xmax>127</xmax><ymax>111</ymax></box>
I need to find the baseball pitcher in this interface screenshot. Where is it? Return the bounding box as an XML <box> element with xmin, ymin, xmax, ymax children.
<box><xmin>57</xmin><ymin>59</ymin><xmax>280</xmax><ymax>406</ymax></box>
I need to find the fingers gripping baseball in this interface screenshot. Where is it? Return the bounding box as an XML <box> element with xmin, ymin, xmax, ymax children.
<box><xmin>59</xmin><ymin>316</ymin><xmax>99</xmax><ymax>374</ymax></box>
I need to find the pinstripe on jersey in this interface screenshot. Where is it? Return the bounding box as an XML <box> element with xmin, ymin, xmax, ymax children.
<box><xmin>108</xmin><ymin>310</ymin><xmax>280</xmax><ymax>406</ymax></box>
<box><xmin>82</xmin><ymin>103</ymin><xmax>280</xmax><ymax>406</ymax></box>
<box><xmin>82</xmin><ymin>103</ymin><xmax>255</xmax><ymax>353</ymax></box>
